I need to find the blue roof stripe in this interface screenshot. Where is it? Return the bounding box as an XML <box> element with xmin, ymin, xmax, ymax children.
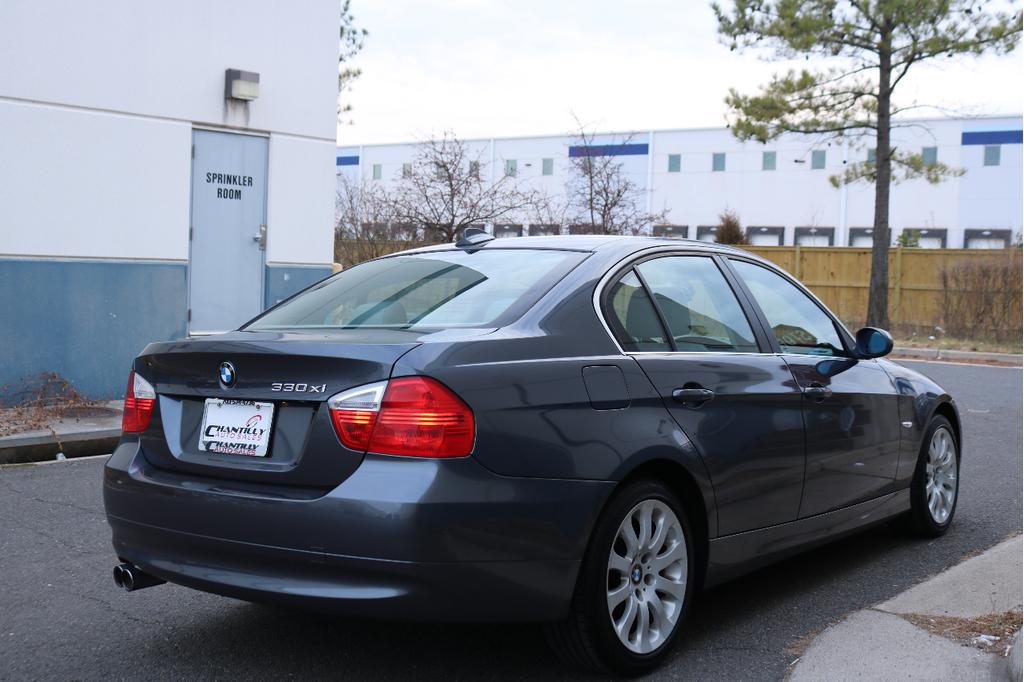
<box><xmin>336</xmin><ymin>155</ymin><xmax>360</xmax><ymax>166</ymax></box>
<box><xmin>568</xmin><ymin>143</ymin><xmax>648</xmax><ymax>158</ymax></box>
<box><xmin>961</xmin><ymin>130</ymin><xmax>1022</xmax><ymax>145</ymax></box>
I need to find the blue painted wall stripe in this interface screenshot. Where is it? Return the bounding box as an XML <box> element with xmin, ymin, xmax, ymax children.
<box><xmin>961</xmin><ymin>130</ymin><xmax>1023</xmax><ymax>145</ymax></box>
<box><xmin>0</xmin><ymin>258</ymin><xmax>187</xmax><ymax>401</ymax></box>
<box><xmin>568</xmin><ymin>143</ymin><xmax>648</xmax><ymax>158</ymax></box>
<box><xmin>336</xmin><ymin>155</ymin><xmax>360</xmax><ymax>166</ymax></box>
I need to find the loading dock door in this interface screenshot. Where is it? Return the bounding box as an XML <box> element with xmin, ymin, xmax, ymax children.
<box><xmin>188</xmin><ymin>130</ymin><xmax>268</xmax><ymax>334</ymax></box>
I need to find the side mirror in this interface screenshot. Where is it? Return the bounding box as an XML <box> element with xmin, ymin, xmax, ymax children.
<box><xmin>855</xmin><ymin>327</ymin><xmax>893</xmax><ymax>358</ymax></box>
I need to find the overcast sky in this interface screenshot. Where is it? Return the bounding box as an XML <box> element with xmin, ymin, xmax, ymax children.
<box><xmin>337</xmin><ymin>0</ymin><xmax>1023</xmax><ymax>145</ymax></box>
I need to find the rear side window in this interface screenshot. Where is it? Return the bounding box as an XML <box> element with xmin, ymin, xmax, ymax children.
<box><xmin>606</xmin><ymin>271</ymin><xmax>671</xmax><ymax>352</ymax></box>
<box><xmin>636</xmin><ymin>256</ymin><xmax>758</xmax><ymax>352</ymax></box>
<box><xmin>730</xmin><ymin>259</ymin><xmax>845</xmax><ymax>356</ymax></box>
<box><xmin>248</xmin><ymin>249</ymin><xmax>583</xmax><ymax>330</ymax></box>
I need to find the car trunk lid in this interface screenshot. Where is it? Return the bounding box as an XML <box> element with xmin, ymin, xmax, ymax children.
<box><xmin>133</xmin><ymin>329</ymin><xmax>421</xmax><ymax>490</ymax></box>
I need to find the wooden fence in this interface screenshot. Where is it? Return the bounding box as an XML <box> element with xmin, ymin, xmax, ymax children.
<box><xmin>742</xmin><ymin>245</ymin><xmax>1022</xmax><ymax>335</ymax></box>
<box><xmin>334</xmin><ymin>238</ymin><xmax>1022</xmax><ymax>338</ymax></box>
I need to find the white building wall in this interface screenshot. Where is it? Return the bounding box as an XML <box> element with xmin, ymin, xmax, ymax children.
<box><xmin>0</xmin><ymin>98</ymin><xmax>192</xmax><ymax>259</ymax></box>
<box><xmin>339</xmin><ymin>115</ymin><xmax>1022</xmax><ymax>248</ymax></box>
<box><xmin>0</xmin><ymin>0</ymin><xmax>338</xmax><ymax>262</ymax></box>
<box><xmin>0</xmin><ymin>0</ymin><xmax>338</xmax><ymax>399</ymax></box>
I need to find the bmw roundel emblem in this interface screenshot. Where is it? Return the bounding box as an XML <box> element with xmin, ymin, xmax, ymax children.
<box><xmin>219</xmin><ymin>362</ymin><xmax>236</xmax><ymax>387</ymax></box>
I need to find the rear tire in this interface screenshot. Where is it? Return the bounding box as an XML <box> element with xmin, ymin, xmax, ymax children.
<box><xmin>545</xmin><ymin>479</ymin><xmax>694</xmax><ymax>676</ymax></box>
<box><xmin>905</xmin><ymin>415</ymin><xmax>959</xmax><ymax>537</ymax></box>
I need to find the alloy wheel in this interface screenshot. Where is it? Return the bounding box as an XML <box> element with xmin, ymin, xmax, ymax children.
<box><xmin>606</xmin><ymin>499</ymin><xmax>688</xmax><ymax>654</ymax></box>
<box><xmin>925</xmin><ymin>426</ymin><xmax>958</xmax><ymax>524</ymax></box>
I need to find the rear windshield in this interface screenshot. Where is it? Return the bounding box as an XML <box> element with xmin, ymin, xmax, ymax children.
<box><xmin>247</xmin><ymin>249</ymin><xmax>585</xmax><ymax>331</ymax></box>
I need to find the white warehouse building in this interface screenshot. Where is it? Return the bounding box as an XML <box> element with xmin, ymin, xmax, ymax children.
<box><xmin>337</xmin><ymin>114</ymin><xmax>1022</xmax><ymax>249</ymax></box>
<box><xmin>0</xmin><ymin>1</ymin><xmax>338</xmax><ymax>399</ymax></box>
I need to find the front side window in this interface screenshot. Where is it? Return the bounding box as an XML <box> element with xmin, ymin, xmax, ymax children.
<box><xmin>606</xmin><ymin>271</ymin><xmax>671</xmax><ymax>352</ymax></box>
<box><xmin>248</xmin><ymin>249</ymin><xmax>582</xmax><ymax>331</ymax></box>
<box><xmin>731</xmin><ymin>260</ymin><xmax>845</xmax><ymax>356</ymax></box>
<box><xmin>635</xmin><ymin>257</ymin><xmax>758</xmax><ymax>353</ymax></box>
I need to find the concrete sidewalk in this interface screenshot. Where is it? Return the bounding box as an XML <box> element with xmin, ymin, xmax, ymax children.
<box><xmin>890</xmin><ymin>347</ymin><xmax>1023</xmax><ymax>367</ymax></box>
<box><xmin>790</xmin><ymin>535</ymin><xmax>1023</xmax><ymax>681</ymax></box>
<box><xmin>0</xmin><ymin>400</ymin><xmax>122</xmax><ymax>464</ymax></box>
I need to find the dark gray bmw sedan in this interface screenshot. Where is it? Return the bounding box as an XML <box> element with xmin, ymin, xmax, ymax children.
<box><xmin>104</xmin><ymin>234</ymin><xmax>960</xmax><ymax>675</ymax></box>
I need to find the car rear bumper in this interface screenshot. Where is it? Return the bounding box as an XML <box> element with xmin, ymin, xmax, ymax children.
<box><xmin>104</xmin><ymin>440</ymin><xmax>614</xmax><ymax>622</ymax></box>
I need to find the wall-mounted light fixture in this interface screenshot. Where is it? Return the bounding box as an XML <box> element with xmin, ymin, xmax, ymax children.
<box><xmin>225</xmin><ymin>69</ymin><xmax>260</xmax><ymax>101</ymax></box>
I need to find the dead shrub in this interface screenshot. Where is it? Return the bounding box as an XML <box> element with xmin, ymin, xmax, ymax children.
<box><xmin>940</xmin><ymin>252</ymin><xmax>1023</xmax><ymax>342</ymax></box>
<box><xmin>715</xmin><ymin>209</ymin><xmax>748</xmax><ymax>245</ymax></box>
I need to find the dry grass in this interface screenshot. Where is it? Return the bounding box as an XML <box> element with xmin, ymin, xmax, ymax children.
<box><xmin>900</xmin><ymin>609</ymin><xmax>1023</xmax><ymax>656</ymax></box>
<box><xmin>0</xmin><ymin>372</ymin><xmax>102</xmax><ymax>438</ymax></box>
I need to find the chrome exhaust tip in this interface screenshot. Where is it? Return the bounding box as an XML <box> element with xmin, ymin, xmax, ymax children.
<box><xmin>113</xmin><ymin>562</ymin><xmax>165</xmax><ymax>592</ymax></box>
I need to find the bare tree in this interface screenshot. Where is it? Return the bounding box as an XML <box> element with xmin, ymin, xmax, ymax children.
<box><xmin>393</xmin><ymin>133</ymin><xmax>541</xmax><ymax>243</ymax></box>
<box><xmin>565</xmin><ymin>120</ymin><xmax>667</xmax><ymax>235</ymax></box>
<box><xmin>335</xmin><ymin>175</ymin><xmax>418</xmax><ymax>267</ymax></box>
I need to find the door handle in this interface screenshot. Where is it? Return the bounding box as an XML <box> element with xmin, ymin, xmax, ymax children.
<box><xmin>672</xmin><ymin>387</ymin><xmax>715</xmax><ymax>407</ymax></box>
<box><xmin>804</xmin><ymin>383</ymin><xmax>833</xmax><ymax>402</ymax></box>
<box><xmin>252</xmin><ymin>224</ymin><xmax>267</xmax><ymax>250</ymax></box>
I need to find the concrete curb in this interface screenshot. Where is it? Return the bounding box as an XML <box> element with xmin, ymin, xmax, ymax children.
<box><xmin>891</xmin><ymin>347</ymin><xmax>1023</xmax><ymax>366</ymax></box>
<box><xmin>790</xmin><ymin>535</ymin><xmax>1024</xmax><ymax>681</ymax></box>
<box><xmin>1010</xmin><ymin>631</ymin><xmax>1023</xmax><ymax>682</ymax></box>
<box><xmin>0</xmin><ymin>429</ymin><xmax>121</xmax><ymax>464</ymax></box>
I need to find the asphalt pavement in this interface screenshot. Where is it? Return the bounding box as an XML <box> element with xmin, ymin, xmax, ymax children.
<box><xmin>1</xmin><ymin>360</ymin><xmax>1021</xmax><ymax>681</ymax></box>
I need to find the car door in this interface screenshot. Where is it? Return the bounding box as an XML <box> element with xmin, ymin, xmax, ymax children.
<box><xmin>602</xmin><ymin>253</ymin><xmax>806</xmax><ymax>536</ymax></box>
<box><xmin>726</xmin><ymin>258</ymin><xmax>903</xmax><ymax>518</ymax></box>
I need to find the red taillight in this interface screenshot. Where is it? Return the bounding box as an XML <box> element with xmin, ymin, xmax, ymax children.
<box><xmin>122</xmin><ymin>370</ymin><xmax>156</xmax><ymax>433</ymax></box>
<box><xmin>327</xmin><ymin>377</ymin><xmax>475</xmax><ymax>458</ymax></box>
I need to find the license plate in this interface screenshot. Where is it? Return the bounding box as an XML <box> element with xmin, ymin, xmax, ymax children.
<box><xmin>199</xmin><ymin>399</ymin><xmax>274</xmax><ymax>457</ymax></box>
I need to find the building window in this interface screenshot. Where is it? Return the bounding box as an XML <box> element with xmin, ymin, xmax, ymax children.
<box><xmin>494</xmin><ymin>224</ymin><xmax>523</xmax><ymax>238</ymax></box>
<box><xmin>712</xmin><ymin>153</ymin><xmax>726</xmax><ymax>172</ymax></box>
<box><xmin>529</xmin><ymin>224</ymin><xmax>559</xmax><ymax>236</ymax></box>
<box><xmin>541</xmin><ymin>158</ymin><xmax>554</xmax><ymax>176</ymax></box>
<box><xmin>811</xmin><ymin>149</ymin><xmax>826</xmax><ymax>169</ymax></box>
<box><xmin>402</xmin><ymin>163</ymin><xmax>412</xmax><ymax>179</ymax></box>
<box><xmin>372</xmin><ymin>164</ymin><xmax>382</xmax><ymax>180</ymax></box>
<box><xmin>696</xmin><ymin>226</ymin><xmax>719</xmax><ymax>242</ymax></box>
<box><xmin>469</xmin><ymin>160</ymin><xmax>480</xmax><ymax>178</ymax></box>
<box><xmin>762</xmin><ymin>151</ymin><xmax>777</xmax><ymax>171</ymax></box>
<box><xmin>848</xmin><ymin>227</ymin><xmax>874</xmax><ymax>247</ymax></box>
<box><xmin>794</xmin><ymin>226</ymin><xmax>835</xmax><ymax>246</ymax></box>
<box><xmin>652</xmin><ymin>224</ymin><xmax>688</xmax><ymax>239</ymax></box>
<box><xmin>504</xmin><ymin>159</ymin><xmax>517</xmax><ymax>177</ymax></box>
<box><xmin>667</xmin><ymin>154</ymin><xmax>681</xmax><ymax>173</ymax></box>
<box><xmin>745</xmin><ymin>226</ymin><xmax>785</xmax><ymax>246</ymax></box>
<box><xmin>903</xmin><ymin>228</ymin><xmax>947</xmax><ymax>249</ymax></box>
<box><xmin>964</xmin><ymin>229</ymin><xmax>1012</xmax><ymax>249</ymax></box>
<box><xmin>867</xmin><ymin>148</ymin><xmax>877</xmax><ymax>164</ymax></box>
<box><xmin>922</xmin><ymin>146</ymin><xmax>938</xmax><ymax>165</ymax></box>
<box><xmin>984</xmin><ymin>145</ymin><xmax>1001</xmax><ymax>166</ymax></box>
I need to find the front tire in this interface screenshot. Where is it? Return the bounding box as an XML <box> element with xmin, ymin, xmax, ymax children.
<box><xmin>545</xmin><ymin>479</ymin><xmax>694</xmax><ymax>676</ymax></box>
<box><xmin>906</xmin><ymin>415</ymin><xmax>959</xmax><ymax>537</ymax></box>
